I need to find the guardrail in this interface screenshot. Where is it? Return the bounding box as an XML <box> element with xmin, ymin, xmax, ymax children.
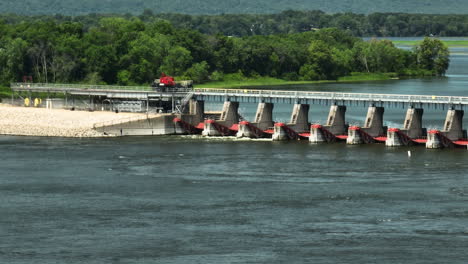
<box><xmin>12</xmin><ymin>82</ymin><xmax>152</xmax><ymax>91</ymax></box>
<box><xmin>193</xmin><ymin>88</ymin><xmax>468</xmax><ymax>105</ymax></box>
<box><xmin>11</xmin><ymin>83</ymin><xmax>193</xmax><ymax>93</ymax></box>
<box><xmin>10</xmin><ymin>84</ymin><xmax>468</xmax><ymax>105</ymax></box>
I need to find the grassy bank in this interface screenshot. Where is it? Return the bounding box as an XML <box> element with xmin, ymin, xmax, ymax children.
<box><xmin>393</xmin><ymin>40</ymin><xmax>468</xmax><ymax>47</ymax></box>
<box><xmin>198</xmin><ymin>73</ymin><xmax>396</xmax><ymax>89</ymax></box>
<box><xmin>0</xmin><ymin>86</ymin><xmax>12</xmax><ymax>98</ymax></box>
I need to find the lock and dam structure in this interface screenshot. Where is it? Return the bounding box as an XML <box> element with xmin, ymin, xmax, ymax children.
<box><xmin>10</xmin><ymin>82</ymin><xmax>468</xmax><ymax>149</ymax></box>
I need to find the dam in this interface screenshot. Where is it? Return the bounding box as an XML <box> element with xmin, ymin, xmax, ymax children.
<box><xmin>10</xmin><ymin>82</ymin><xmax>468</xmax><ymax>149</ymax></box>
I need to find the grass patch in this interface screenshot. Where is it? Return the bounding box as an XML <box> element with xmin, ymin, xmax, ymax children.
<box><xmin>393</xmin><ymin>40</ymin><xmax>468</xmax><ymax>47</ymax></box>
<box><xmin>198</xmin><ymin>73</ymin><xmax>395</xmax><ymax>89</ymax></box>
<box><xmin>338</xmin><ymin>72</ymin><xmax>397</xmax><ymax>81</ymax></box>
<box><xmin>0</xmin><ymin>86</ymin><xmax>12</xmax><ymax>98</ymax></box>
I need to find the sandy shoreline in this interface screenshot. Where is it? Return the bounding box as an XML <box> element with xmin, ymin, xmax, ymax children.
<box><xmin>0</xmin><ymin>104</ymin><xmax>149</xmax><ymax>137</ymax></box>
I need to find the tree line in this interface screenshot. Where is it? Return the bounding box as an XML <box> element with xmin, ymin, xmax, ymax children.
<box><xmin>1</xmin><ymin>0</ymin><xmax>468</xmax><ymax>16</ymax></box>
<box><xmin>4</xmin><ymin>11</ymin><xmax>468</xmax><ymax>37</ymax></box>
<box><xmin>0</xmin><ymin>16</ymin><xmax>449</xmax><ymax>88</ymax></box>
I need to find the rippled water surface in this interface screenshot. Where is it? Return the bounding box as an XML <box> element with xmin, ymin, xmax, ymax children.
<box><xmin>2</xmin><ymin>43</ymin><xmax>468</xmax><ymax>263</ymax></box>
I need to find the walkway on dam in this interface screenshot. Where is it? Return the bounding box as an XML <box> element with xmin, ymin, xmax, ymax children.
<box><xmin>193</xmin><ymin>88</ymin><xmax>468</xmax><ymax>108</ymax></box>
<box><xmin>10</xmin><ymin>83</ymin><xmax>468</xmax><ymax>108</ymax></box>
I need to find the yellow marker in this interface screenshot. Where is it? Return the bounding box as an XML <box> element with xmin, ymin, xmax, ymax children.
<box><xmin>34</xmin><ymin>98</ymin><xmax>39</xmax><ymax>107</ymax></box>
<box><xmin>24</xmin><ymin>98</ymin><xmax>30</xmax><ymax>107</ymax></box>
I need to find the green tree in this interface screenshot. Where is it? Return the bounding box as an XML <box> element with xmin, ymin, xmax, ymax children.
<box><xmin>0</xmin><ymin>38</ymin><xmax>28</xmax><ymax>85</ymax></box>
<box><xmin>159</xmin><ymin>46</ymin><xmax>192</xmax><ymax>76</ymax></box>
<box><xmin>184</xmin><ymin>61</ymin><xmax>209</xmax><ymax>83</ymax></box>
<box><xmin>414</xmin><ymin>37</ymin><xmax>450</xmax><ymax>75</ymax></box>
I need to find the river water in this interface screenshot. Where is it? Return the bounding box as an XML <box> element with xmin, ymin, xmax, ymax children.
<box><xmin>2</xmin><ymin>43</ymin><xmax>468</xmax><ymax>263</ymax></box>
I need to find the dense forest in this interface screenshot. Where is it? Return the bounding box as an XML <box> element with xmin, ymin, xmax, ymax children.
<box><xmin>3</xmin><ymin>11</ymin><xmax>468</xmax><ymax>37</ymax></box>
<box><xmin>0</xmin><ymin>15</ymin><xmax>449</xmax><ymax>89</ymax></box>
<box><xmin>2</xmin><ymin>0</ymin><xmax>468</xmax><ymax>15</ymax></box>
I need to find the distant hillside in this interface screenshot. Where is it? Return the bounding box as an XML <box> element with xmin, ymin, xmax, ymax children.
<box><xmin>2</xmin><ymin>0</ymin><xmax>468</xmax><ymax>15</ymax></box>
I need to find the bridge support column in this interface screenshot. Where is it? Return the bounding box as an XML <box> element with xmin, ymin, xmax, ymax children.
<box><xmin>361</xmin><ymin>106</ymin><xmax>385</xmax><ymax>137</ymax></box>
<box><xmin>288</xmin><ymin>104</ymin><xmax>310</xmax><ymax>132</ymax></box>
<box><xmin>386</xmin><ymin>128</ymin><xmax>403</xmax><ymax>147</ymax></box>
<box><xmin>441</xmin><ymin>109</ymin><xmax>464</xmax><ymax>140</ymax></box>
<box><xmin>253</xmin><ymin>102</ymin><xmax>274</xmax><ymax>130</ymax></box>
<box><xmin>202</xmin><ymin>120</ymin><xmax>221</xmax><ymax>136</ymax></box>
<box><xmin>202</xmin><ymin>101</ymin><xmax>239</xmax><ymax>137</ymax></box>
<box><xmin>401</xmin><ymin>108</ymin><xmax>424</xmax><ymax>138</ymax></box>
<box><xmin>174</xmin><ymin>99</ymin><xmax>204</xmax><ymax>135</ymax></box>
<box><xmin>426</xmin><ymin>130</ymin><xmax>442</xmax><ymax>149</ymax></box>
<box><xmin>218</xmin><ymin>101</ymin><xmax>239</xmax><ymax>127</ymax></box>
<box><xmin>237</xmin><ymin>102</ymin><xmax>273</xmax><ymax>138</ymax></box>
<box><xmin>309</xmin><ymin>125</ymin><xmax>326</xmax><ymax>143</ymax></box>
<box><xmin>323</xmin><ymin>105</ymin><xmax>347</xmax><ymax>135</ymax></box>
<box><xmin>236</xmin><ymin>121</ymin><xmax>252</xmax><ymax>138</ymax></box>
<box><xmin>346</xmin><ymin>126</ymin><xmax>363</xmax><ymax>145</ymax></box>
<box><xmin>272</xmin><ymin>123</ymin><xmax>289</xmax><ymax>141</ymax></box>
<box><xmin>189</xmin><ymin>99</ymin><xmax>204</xmax><ymax>125</ymax></box>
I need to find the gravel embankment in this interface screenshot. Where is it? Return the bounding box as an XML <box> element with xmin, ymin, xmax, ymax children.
<box><xmin>0</xmin><ymin>104</ymin><xmax>149</xmax><ymax>137</ymax></box>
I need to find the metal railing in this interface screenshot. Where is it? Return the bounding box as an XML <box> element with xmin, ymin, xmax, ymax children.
<box><xmin>11</xmin><ymin>83</ymin><xmax>193</xmax><ymax>93</ymax></box>
<box><xmin>193</xmin><ymin>88</ymin><xmax>468</xmax><ymax>105</ymax></box>
<box><xmin>12</xmin><ymin>82</ymin><xmax>152</xmax><ymax>91</ymax></box>
<box><xmin>11</xmin><ymin>83</ymin><xmax>468</xmax><ymax>105</ymax></box>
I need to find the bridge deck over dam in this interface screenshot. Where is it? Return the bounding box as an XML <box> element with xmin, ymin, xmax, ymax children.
<box><xmin>11</xmin><ymin>83</ymin><xmax>192</xmax><ymax>99</ymax></box>
<box><xmin>193</xmin><ymin>88</ymin><xmax>468</xmax><ymax>108</ymax></box>
<box><xmin>11</xmin><ymin>83</ymin><xmax>468</xmax><ymax>108</ymax></box>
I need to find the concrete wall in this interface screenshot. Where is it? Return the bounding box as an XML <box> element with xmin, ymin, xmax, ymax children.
<box><xmin>218</xmin><ymin>101</ymin><xmax>239</xmax><ymax>127</ymax></box>
<box><xmin>288</xmin><ymin>104</ymin><xmax>310</xmax><ymax>132</ymax></box>
<box><xmin>189</xmin><ymin>99</ymin><xmax>204</xmax><ymax>125</ymax></box>
<box><xmin>401</xmin><ymin>108</ymin><xmax>424</xmax><ymax>138</ymax></box>
<box><xmin>179</xmin><ymin>99</ymin><xmax>204</xmax><ymax>127</ymax></box>
<box><xmin>361</xmin><ymin>106</ymin><xmax>385</xmax><ymax>137</ymax></box>
<box><xmin>252</xmin><ymin>102</ymin><xmax>274</xmax><ymax>130</ymax></box>
<box><xmin>96</xmin><ymin>114</ymin><xmax>176</xmax><ymax>136</ymax></box>
<box><xmin>442</xmin><ymin>109</ymin><xmax>464</xmax><ymax>140</ymax></box>
<box><xmin>324</xmin><ymin>105</ymin><xmax>347</xmax><ymax>135</ymax></box>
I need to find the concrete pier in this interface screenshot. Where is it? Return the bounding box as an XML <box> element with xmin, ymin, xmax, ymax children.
<box><xmin>202</xmin><ymin>101</ymin><xmax>239</xmax><ymax>136</ymax></box>
<box><xmin>386</xmin><ymin>128</ymin><xmax>407</xmax><ymax>147</ymax></box>
<box><xmin>346</xmin><ymin>126</ymin><xmax>363</xmax><ymax>145</ymax></box>
<box><xmin>218</xmin><ymin>101</ymin><xmax>240</xmax><ymax>127</ymax></box>
<box><xmin>309</xmin><ymin>124</ymin><xmax>326</xmax><ymax>143</ymax></box>
<box><xmin>401</xmin><ymin>108</ymin><xmax>424</xmax><ymax>138</ymax></box>
<box><xmin>288</xmin><ymin>104</ymin><xmax>310</xmax><ymax>132</ymax></box>
<box><xmin>323</xmin><ymin>105</ymin><xmax>347</xmax><ymax>135</ymax></box>
<box><xmin>253</xmin><ymin>102</ymin><xmax>274</xmax><ymax>130</ymax></box>
<box><xmin>361</xmin><ymin>106</ymin><xmax>385</xmax><ymax>137</ymax></box>
<box><xmin>272</xmin><ymin>123</ymin><xmax>296</xmax><ymax>141</ymax></box>
<box><xmin>202</xmin><ymin>119</ymin><xmax>221</xmax><ymax>136</ymax></box>
<box><xmin>272</xmin><ymin>123</ymin><xmax>287</xmax><ymax>141</ymax></box>
<box><xmin>236</xmin><ymin>121</ymin><xmax>266</xmax><ymax>138</ymax></box>
<box><xmin>441</xmin><ymin>109</ymin><xmax>464</xmax><ymax>140</ymax></box>
<box><xmin>426</xmin><ymin>130</ymin><xmax>442</xmax><ymax>149</ymax></box>
<box><xmin>188</xmin><ymin>99</ymin><xmax>204</xmax><ymax>125</ymax></box>
<box><xmin>237</xmin><ymin>102</ymin><xmax>273</xmax><ymax>138</ymax></box>
<box><xmin>174</xmin><ymin>99</ymin><xmax>205</xmax><ymax>134</ymax></box>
